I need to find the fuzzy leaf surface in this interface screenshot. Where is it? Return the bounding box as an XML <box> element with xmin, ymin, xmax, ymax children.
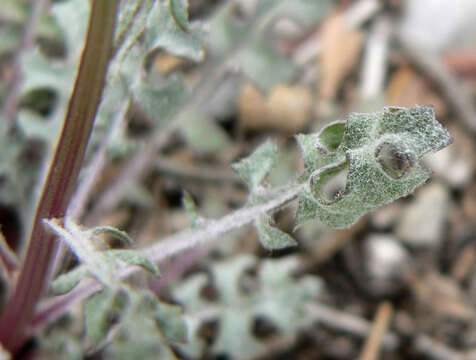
<box><xmin>45</xmin><ymin>218</ymin><xmax>117</xmax><ymax>287</ymax></box>
<box><xmin>208</xmin><ymin>0</ymin><xmax>332</xmax><ymax>92</ymax></box>
<box><xmin>50</xmin><ymin>267</ymin><xmax>87</xmax><ymax>295</ymax></box>
<box><xmin>144</xmin><ymin>0</ymin><xmax>205</xmax><ymax>61</ymax></box>
<box><xmin>107</xmin><ymin>249</ymin><xmax>160</xmax><ymax>277</ymax></box>
<box><xmin>169</xmin><ymin>0</ymin><xmax>189</xmax><ymax>32</ymax></box>
<box><xmin>84</xmin><ymin>289</ymin><xmax>125</xmax><ymax>345</ymax></box>
<box><xmin>232</xmin><ymin>140</ymin><xmax>277</xmax><ymax>191</ymax></box>
<box><xmin>172</xmin><ymin>255</ymin><xmax>321</xmax><ymax>358</ymax></box>
<box><xmin>105</xmin><ymin>289</ymin><xmax>185</xmax><ymax>360</ymax></box>
<box><xmin>255</xmin><ymin>216</ymin><xmax>297</xmax><ymax>250</ymax></box>
<box><xmin>177</xmin><ymin>111</ymin><xmax>231</xmax><ymax>154</ymax></box>
<box><xmin>296</xmin><ymin>106</ymin><xmax>452</xmax><ymax>229</ymax></box>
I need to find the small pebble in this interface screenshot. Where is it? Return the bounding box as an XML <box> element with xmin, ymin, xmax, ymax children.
<box><xmin>396</xmin><ymin>183</ymin><xmax>449</xmax><ymax>247</ymax></box>
<box><xmin>365</xmin><ymin>234</ymin><xmax>409</xmax><ymax>282</ymax></box>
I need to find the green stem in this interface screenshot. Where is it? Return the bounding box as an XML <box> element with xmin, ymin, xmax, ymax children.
<box><xmin>30</xmin><ymin>184</ymin><xmax>303</xmax><ymax>331</ymax></box>
<box><xmin>0</xmin><ymin>0</ymin><xmax>120</xmax><ymax>352</ymax></box>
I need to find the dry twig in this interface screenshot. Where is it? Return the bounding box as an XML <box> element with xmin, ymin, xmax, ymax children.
<box><xmin>306</xmin><ymin>302</ymin><xmax>399</xmax><ymax>350</ymax></box>
<box><xmin>358</xmin><ymin>302</ymin><xmax>394</xmax><ymax>360</ymax></box>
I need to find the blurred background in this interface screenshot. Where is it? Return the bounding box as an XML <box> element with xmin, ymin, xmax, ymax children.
<box><xmin>2</xmin><ymin>0</ymin><xmax>476</xmax><ymax>359</ymax></box>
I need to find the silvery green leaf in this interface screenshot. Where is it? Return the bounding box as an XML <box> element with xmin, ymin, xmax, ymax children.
<box><xmin>295</xmin><ymin>133</ymin><xmax>320</xmax><ymax>177</ymax></box>
<box><xmin>297</xmin><ymin>180</ymin><xmax>365</xmax><ymax>229</ymax></box>
<box><xmin>377</xmin><ymin>106</ymin><xmax>452</xmax><ymax>156</ymax></box>
<box><xmin>144</xmin><ymin>0</ymin><xmax>205</xmax><ymax>62</ymax></box>
<box><xmin>296</xmin><ymin>127</ymin><xmax>345</xmax><ymax>178</ymax></box>
<box><xmin>212</xmin><ymin>311</ymin><xmax>264</xmax><ymax>358</ymax></box>
<box><xmin>172</xmin><ymin>273</ymin><xmax>209</xmax><ymax>312</ymax></box>
<box><xmin>316</xmin><ymin>121</ymin><xmax>346</xmax><ymax>153</ymax></box>
<box><xmin>105</xmin><ymin>289</ymin><xmax>182</xmax><ymax>360</ymax></box>
<box><xmin>178</xmin><ymin>111</ymin><xmax>231</xmax><ymax>154</ymax></box>
<box><xmin>0</xmin><ymin>28</ymin><xmax>21</xmax><ymax>56</ymax></box>
<box><xmin>237</xmin><ymin>36</ymin><xmax>294</xmax><ymax>93</ymax></box>
<box><xmin>256</xmin><ymin>257</ymin><xmax>322</xmax><ymax>333</ymax></box>
<box><xmin>51</xmin><ymin>0</ymin><xmax>89</xmax><ymax>56</ymax></box>
<box><xmin>207</xmin><ymin>2</ymin><xmax>247</xmax><ymax>55</ymax></box>
<box><xmin>255</xmin><ymin>216</ymin><xmax>297</xmax><ymax>250</ymax></box>
<box><xmin>90</xmin><ymin>226</ymin><xmax>134</xmax><ymax>245</ymax></box>
<box><xmin>106</xmin><ymin>341</ymin><xmax>177</xmax><ymax>360</ymax></box>
<box><xmin>170</xmin><ymin>275</ymin><xmax>208</xmax><ymax>357</ymax></box>
<box><xmin>132</xmin><ymin>75</ymin><xmax>187</xmax><ymax>127</ymax></box>
<box><xmin>232</xmin><ymin>140</ymin><xmax>277</xmax><ymax>191</ymax></box>
<box><xmin>211</xmin><ymin>255</ymin><xmax>256</xmax><ymax>303</ymax></box>
<box><xmin>272</xmin><ymin>0</ymin><xmax>333</xmax><ymax>26</ymax></box>
<box><xmin>208</xmin><ymin>0</ymin><xmax>332</xmax><ymax>92</ymax></box>
<box><xmin>107</xmin><ymin>249</ymin><xmax>160</xmax><ymax>277</ymax></box>
<box><xmin>21</xmin><ymin>49</ymin><xmax>75</xmax><ymax>99</ymax></box>
<box><xmin>295</xmin><ymin>186</ymin><xmax>321</xmax><ymax>226</ymax></box>
<box><xmin>155</xmin><ymin>302</ymin><xmax>188</xmax><ymax>343</ymax></box>
<box><xmin>297</xmin><ymin>105</ymin><xmax>452</xmax><ymax>229</ymax></box>
<box><xmin>17</xmin><ymin>110</ymin><xmax>61</xmax><ymax>141</ymax></box>
<box><xmin>110</xmin><ymin>40</ymin><xmax>143</xmax><ymax>86</ymax></box>
<box><xmin>173</xmin><ymin>255</ymin><xmax>322</xmax><ymax>359</ymax></box>
<box><xmin>84</xmin><ymin>289</ymin><xmax>125</xmax><ymax>345</ymax></box>
<box><xmin>90</xmin><ymin>82</ymin><xmax>131</xmax><ymax>156</ymax></box>
<box><xmin>298</xmin><ymin>187</ymin><xmax>366</xmax><ymax>229</ymax></box>
<box><xmin>114</xmin><ymin>0</ymin><xmax>156</xmax><ymax>64</ymax></box>
<box><xmin>41</xmin><ymin>330</ymin><xmax>83</xmax><ymax>360</ymax></box>
<box><xmin>208</xmin><ymin>255</ymin><xmax>263</xmax><ymax>357</ymax></box>
<box><xmin>44</xmin><ymin>218</ymin><xmax>117</xmax><ymax>287</ymax></box>
<box><xmin>50</xmin><ymin>266</ymin><xmax>87</xmax><ymax>295</ymax></box>
<box><xmin>346</xmin><ymin>147</ymin><xmax>430</xmax><ymax>206</ymax></box>
<box><xmin>169</xmin><ymin>0</ymin><xmax>189</xmax><ymax>32</ymax></box>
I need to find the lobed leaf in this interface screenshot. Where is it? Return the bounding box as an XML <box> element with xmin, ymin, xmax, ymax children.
<box><xmin>238</xmin><ymin>36</ymin><xmax>294</xmax><ymax>93</ymax></box>
<box><xmin>209</xmin><ymin>0</ymin><xmax>332</xmax><ymax>92</ymax></box>
<box><xmin>255</xmin><ymin>257</ymin><xmax>322</xmax><ymax>333</ymax></box>
<box><xmin>50</xmin><ymin>267</ymin><xmax>87</xmax><ymax>295</ymax></box>
<box><xmin>155</xmin><ymin>302</ymin><xmax>188</xmax><ymax>343</ymax></box>
<box><xmin>255</xmin><ymin>216</ymin><xmax>297</xmax><ymax>250</ymax></box>
<box><xmin>114</xmin><ymin>0</ymin><xmax>156</xmax><ymax>64</ymax></box>
<box><xmin>90</xmin><ymin>225</ymin><xmax>134</xmax><ymax>246</ymax></box>
<box><xmin>297</xmin><ymin>105</ymin><xmax>452</xmax><ymax>229</ymax></box>
<box><xmin>144</xmin><ymin>0</ymin><xmax>205</xmax><ymax>62</ymax></box>
<box><xmin>84</xmin><ymin>289</ymin><xmax>126</xmax><ymax>345</ymax></box>
<box><xmin>107</xmin><ymin>249</ymin><xmax>160</xmax><ymax>277</ymax></box>
<box><xmin>169</xmin><ymin>0</ymin><xmax>189</xmax><ymax>32</ymax></box>
<box><xmin>51</xmin><ymin>0</ymin><xmax>89</xmax><ymax>55</ymax></box>
<box><xmin>45</xmin><ymin>218</ymin><xmax>117</xmax><ymax>287</ymax></box>
<box><xmin>105</xmin><ymin>289</ymin><xmax>184</xmax><ymax>359</ymax></box>
<box><xmin>232</xmin><ymin>140</ymin><xmax>278</xmax><ymax>191</ymax></box>
<box><xmin>172</xmin><ymin>255</ymin><xmax>322</xmax><ymax>358</ymax></box>
<box><xmin>296</xmin><ymin>129</ymin><xmax>345</xmax><ymax>178</ymax></box>
<box><xmin>177</xmin><ymin>110</ymin><xmax>232</xmax><ymax>154</ymax></box>
<box><xmin>131</xmin><ymin>76</ymin><xmax>187</xmax><ymax>127</ymax></box>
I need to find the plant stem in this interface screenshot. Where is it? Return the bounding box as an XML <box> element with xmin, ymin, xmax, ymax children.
<box><xmin>30</xmin><ymin>184</ymin><xmax>303</xmax><ymax>331</ymax></box>
<box><xmin>145</xmin><ymin>184</ymin><xmax>303</xmax><ymax>261</ymax></box>
<box><xmin>0</xmin><ymin>0</ymin><xmax>120</xmax><ymax>352</ymax></box>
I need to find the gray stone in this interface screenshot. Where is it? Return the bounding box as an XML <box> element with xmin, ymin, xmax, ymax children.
<box><xmin>365</xmin><ymin>234</ymin><xmax>409</xmax><ymax>281</ymax></box>
<box><xmin>396</xmin><ymin>183</ymin><xmax>449</xmax><ymax>247</ymax></box>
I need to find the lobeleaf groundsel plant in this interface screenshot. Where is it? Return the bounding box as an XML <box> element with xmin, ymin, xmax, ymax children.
<box><xmin>233</xmin><ymin>105</ymin><xmax>452</xmax><ymax>249</ymax></box>
<box><xmin>0</xmin><ymin>0</ymin><xmax>452</xmax><ymax>357</ymax></box>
